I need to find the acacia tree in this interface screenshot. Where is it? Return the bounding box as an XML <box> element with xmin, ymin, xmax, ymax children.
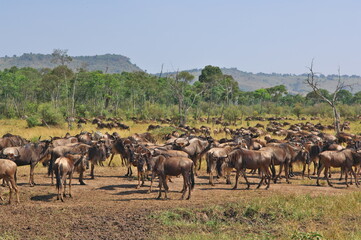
<box><xmin>305</xmin><ymin>60</ymin><xmax>349</xmax><ymax>135</ymax></box>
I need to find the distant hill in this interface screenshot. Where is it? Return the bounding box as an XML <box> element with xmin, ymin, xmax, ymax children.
<box><xmin>162</xmin><ymin>68</ymin><xmax>361</xmax><ymax>95</ymax></box>
<box><xmin>0</xmin><ymin>53</ymin><xmax>142</xmax><ymax>73</ymax></box>
<box><xmin>1</xmin><ymin>53</ymin><xmax>360</xmax><ymax>94</ymax></box>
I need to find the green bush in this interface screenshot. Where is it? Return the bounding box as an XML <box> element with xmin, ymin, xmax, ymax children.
<box><xmin>26</xmin><ymin>116</ymin><xmax>41</xmax><ymax>128</ymax></box>
<box><xmin>38</xmin><ymin>103</ymin><xmax>64</xmax><ymax>126</ymax></box>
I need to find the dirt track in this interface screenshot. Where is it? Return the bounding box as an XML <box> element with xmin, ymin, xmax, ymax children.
<box><xmin>0</xmin><ymin>162</ymin><xmax>357</xmax><ymax>240</ymax></box>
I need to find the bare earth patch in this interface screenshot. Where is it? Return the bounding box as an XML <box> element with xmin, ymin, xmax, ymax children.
<box><xmin>0</xmin><ymin>163</ymin><xmax>357</xmax><ymax>240</ymax></box>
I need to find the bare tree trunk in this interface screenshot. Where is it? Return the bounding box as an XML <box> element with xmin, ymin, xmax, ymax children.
<box><xmin>332</xmin><ymin>105</ymin><xmax>341</xmax><ymax>135</ymax></box>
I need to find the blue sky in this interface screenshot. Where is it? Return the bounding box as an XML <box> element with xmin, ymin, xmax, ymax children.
<box><xmin>1</xmin><ymin>0</ymin><xmax>361</xmax><ymax>75</ymax></box>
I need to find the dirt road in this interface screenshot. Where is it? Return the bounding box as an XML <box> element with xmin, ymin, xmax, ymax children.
<box><xmin>0</xmin><ymin>164</ymin><xmax>355</xmax><ymax>240</ymax></box>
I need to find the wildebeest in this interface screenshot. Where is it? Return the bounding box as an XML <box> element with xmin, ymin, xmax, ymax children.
<box><xmin>3</xmin><ymin>141</ymin><xmax>51</xmax><ymax>186</ymax></box>
<box><xmin>206</xmin><ymin>146</ymin><xmax>233</xmax><ymax>186</ymax></box>
<box><xmin>218</xmin><ymin>148</ymin><xmax>272</xmax><ymax>190</ymax></box>
<box><xmin>0</xmin><ymin>159</ymin><xmax>19</xmax><ymax>204</ymax></box>
<box><xmin>53</xmin><ymin>152</ymin><xmax>87</xmax><ymax>202</ymax></box>
<box><xmin>150</xmin><ymin>155</ymin><xmax>194</xmax><ymax>200</ymax></box>
<box><xmin>88</xmin><ymin>141</ymin><xmax>111</xmax><ymax>179</ymax></box>
<box><xmin>48</xmin><ymin>143</ymin><xmax>91</xmax><ymax>185</ymax></box>
<box><xmin>172</xmin><ymin>137</ymin><xmax>213</xmax><ymax>175</ymax></box>
<box><xmin>316</xmin><ymin>149</ymin><xmax>361</xmax><ymax>187</ymax></box>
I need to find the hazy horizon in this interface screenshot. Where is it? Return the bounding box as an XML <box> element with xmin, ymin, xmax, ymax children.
<box><xmin>1</xmin><ymin>0</ymin><xmax>361</xmax><ymax>76</ymax></box>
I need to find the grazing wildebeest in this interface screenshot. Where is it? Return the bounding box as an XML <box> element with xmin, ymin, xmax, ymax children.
<box><xmin>88</xmin><ymin>141</ymin><xmax>111</xmax><ymax>179</ymax></box>
<box><xmin>206</xmin><ymin>146</ymin><xmax>233</xmax><ymax>186</ymax></box>
<box><xmin>3</xmin><ymin>141</ymin><xmax>51</xmax><ymax>186</ymax></box>
<box><xmin>0</xmin><ymin>159</ymin><xmax>19</xmax><ymax>204</ymax></box>
<box><xmin>150</xmin><ymin>155</ymin><xmax>194</xmax><ymax>200</ymax></box>
<box><xmin>218</xmin><ymin>148</ymin><xmax>272</xmax><ymax>190</ymax></box>
<box><xmin>53</xmin><ymin>152</ymin><xmax>87</xmax><ymax>202</ymax></box>
<box><xmin>316</xmin><ymin>149</ymin><xmax>361</xmax><ymax>187</ymax></box>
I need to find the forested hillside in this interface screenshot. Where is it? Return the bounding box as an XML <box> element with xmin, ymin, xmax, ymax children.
<box><xmin>0</xmin><ymin>53</ymin><xmax>142</xmax><ymax>73</ymax></box>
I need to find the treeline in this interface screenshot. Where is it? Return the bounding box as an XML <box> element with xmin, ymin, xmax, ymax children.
<box><xmin>0</xmin><ymin>64</ymin><xmax>361</xmax><ymax>126</ymax></box>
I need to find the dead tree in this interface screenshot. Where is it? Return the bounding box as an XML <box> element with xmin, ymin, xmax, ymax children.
<box><xmin>305</xmin><ymin>60</ymin><xmax>349</xmax><ymax>136</ymax></box>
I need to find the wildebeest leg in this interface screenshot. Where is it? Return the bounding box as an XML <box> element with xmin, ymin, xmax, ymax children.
<box><xmin>148</xmin><ymin>172</ymin><xmax>155</xmax><ymax>193</ymax></box>
<box><xmin>29</xmin><ymin>163</ymin><xmax>37</xmax><ymax>187</ymax></box>
<box><xmin>232</xmin><ymin>170</ymin><xmax>240</xmax><ymax>190</ymax></box>
<box><xmin>241</xmin><ymin>169</ymin><xmax>251</xmax><ymax>189</ymax></box>
<box><xmin>274</xmin><ymin>164</ymin><xmax>283</xmax><ymax>183</ymax></box>
<box><xmin>339</xmin><ymin>168</ymin><xmax>344</xmax><ymax>181</ymax></box>
<box><xmin>108</xmin><ymin>153</ymin><xmax>115</xmax><ymax>167</ymax></box>
<box><xmin>265</xmin><ymin>167</ymin><xmax>271</xmax><ymax>190</ymax></box>
<box><xmin>350</xmin><ymin>168</ymin><xmax>359</xmax><ymax>187</ymax></box>
<box><xmin>157</xmin><ymin>176</ymin><xmax>163</xmax><ymax>199</ymax></box>
<box><xmin>284</xmin><ymin>162</ymin><xmax>290</xmax><ymax>184</ymax></box>
<box><xmin>209</xmin><ymin>171</ymin><xmax>214</xmax><ymax>186</ymax></box>
<box><xmin>79</xmin><ymin>171</ymin><xmax>86</xmax><ymax>185</ymax></box>
<box><xmin>1</xmin><ymin>179</ymin><xmax>6</xmax><ymax>187</ymax></box>
<box><xmin>225</xmin><ymin>168</ymin><xmax>232</xmax><ymax>185</ymax></box>
<box><xmin>181</xmin><ymin>173</ymin><xmax>188</xmax><ymax>200</ymax></box>
<box><xmin>316</xmin><ymin>163</ymin><xmax>325</xmax><ymax>186</ymax></box>
<box><xmin>90</xmin><ymin>163</ymin><xmax>95</xmax><ymax>179</ymax></box>
<box><xmin>69</xmin><ymin>172</ymin><xmax>73</xmax><ymax>197</ymax></box>
<box><xmin>324</xmin><ymin>167</ymin><xmax>333</xmax><ymax>187</ymax></box>
<box><xmin>193</xmin><ymin>160</ymin><xmax>198</xmax><ymax>176</ymax></box>
<box><xmin>60</xmin><ymin>175</ymin><xmax>66</xmax><ymax>202</ymax></box>
<box><xmin>312</xmin><ymin>159</ymin><xmax>318</xmax><ymax>175</ymax></box>
<box><xmin>0</xmin><ymin>184</ymin><xmax>3</xmax><ymax>201</ymax></box>
<box><xmin>3</xmin><ymin>178</ymin><xmax>12</xmax><ymax>204</ymax></box>
<box><xmin>302</xmin><ymin>163</ymin><xmax>306</xmax><ymax>179</ymax></box>
<box><xmin>163</xmin><ymin>176</ymin><xmax>170</xmax><ymax>200</ymax></box>
<box><xmin>256</xmin><ymin>171</ymin><xmax>265</xmax><ymax>189</ymax></box>
<box><xmin>9</xmin><ymin>176</ymin><xmax>19</xmax><ymax>204</ymax></box>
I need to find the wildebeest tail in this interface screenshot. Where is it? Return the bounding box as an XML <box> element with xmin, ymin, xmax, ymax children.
<box><xmin>56</xmin><ymin>165</ymin><xmax>62</xmax><ymax>190</ymax></box>
<box><xmin>14</xmin><ymin>168</ymin><xmax>17</xmax><ymax>183</ymax></box>
<box><xmin>190</xmin><ymin>164</ymin><xmax>195</xmax><ymax>190</ymax></box>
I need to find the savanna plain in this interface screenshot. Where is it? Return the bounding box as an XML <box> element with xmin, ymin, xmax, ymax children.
<box><xmin>0</xmin><ymin>119</ymin><xmax>361</xmax><ymax>240</ymax></box>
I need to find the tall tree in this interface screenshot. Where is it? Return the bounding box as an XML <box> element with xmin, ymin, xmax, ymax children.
<box><xmin>199</xmin><ymin>65</ymin><xmax>223</xmax><ymax>122</ymax></box>
<box><xmin>305</xmin><ymin>60</ymin><xmax>348</xmax><ymax>135</ymax></box>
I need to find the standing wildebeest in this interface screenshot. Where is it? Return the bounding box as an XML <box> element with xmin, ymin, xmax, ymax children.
<box><xmin>88</xmin><ymin>141</ymin><xmax>111</xmax><ymax>179</ymax></box>
<box><xmin>303</xmin><ymin>141</ymin><xmax>323</xmax><ymax>179</ymax></box>
<box><xmin>150</xmin><ymin>155</ymin><xmax>195</xmax><ymax>200</ymax></box>
<box><xmin>53</xmin><ymin>152</ymin><xmax>87</xmax><ymax>202</ymax></box>
<box><xmin>218</xmin><ymin>148</ymin><xmax>272</xmax><ymax>190</ymax></box>
<box><xmin>316</xmin><ymin>149</ymin><xmax>361</xmax><ymax>187</ymax></box>
<box><xmin>206</xmin><ymin>146</ymin><xmax>233</xmax><ymax>186</ymax></box>
<box><xmin>172</xmin><ymin>137</ymin><xmax>213</xmax><ymax>175</ymax></box>
<box><xmin>48</xmin><ymin>143</ymin><xmax>91</xmax><ymax>185</ymax></box>
<box><xmin>3</xmin><ymin>141</ymin><xmax>51</xmax><ymax>186</ymax></box>
<box><xmin>0</xmin><ymin>159</ymin><xmax>19</xmax><ymax>204</ymax></box>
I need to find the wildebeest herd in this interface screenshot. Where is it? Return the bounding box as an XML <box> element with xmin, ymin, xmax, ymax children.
<box><xmin>0</xmin><ymin>119</ymin><xmax>360</xmax><ymax>204</ymax></box>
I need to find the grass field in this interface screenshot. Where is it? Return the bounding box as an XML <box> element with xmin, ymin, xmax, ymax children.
<box><xmin>0</xmin><ymin>118</ymin><xmax>360</xmax><ymax>240</ymax></box>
